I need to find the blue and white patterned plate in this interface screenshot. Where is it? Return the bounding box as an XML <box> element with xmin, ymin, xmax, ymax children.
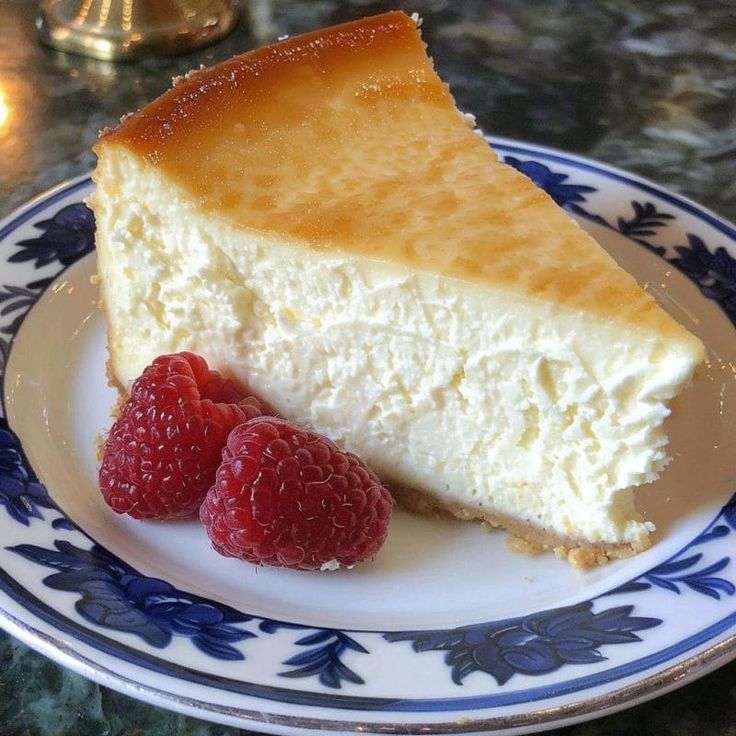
<box><xmin>0</xmin><ymin>138</ymin><xmax>735</xmax><ymax>735</ymax></box>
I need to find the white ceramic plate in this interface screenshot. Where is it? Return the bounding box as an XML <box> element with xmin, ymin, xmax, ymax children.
<box><xmin>0</xmin><ymin>138</ymin><xmax>735</xmax><ymax>735</ymax></box>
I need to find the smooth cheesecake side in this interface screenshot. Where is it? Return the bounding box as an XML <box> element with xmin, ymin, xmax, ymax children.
<box><xmin>90</xmin><ymin>11</ymin><xmax>706</xmax><ymax>565</ymax></box>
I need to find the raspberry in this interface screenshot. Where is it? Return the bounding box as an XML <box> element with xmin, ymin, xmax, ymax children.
<box><xmin>200</xmin><ymin>417</ymin><xmax>393</xmax><ymax>570</ymax></box>
<box><xmin>100</xmin><ymin>352</ymin><xmax>271</xmax><ymax>519</ymax></box>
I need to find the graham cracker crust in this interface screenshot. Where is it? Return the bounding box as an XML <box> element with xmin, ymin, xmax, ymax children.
<box><xmin>389</xmin><ymin>483</ymin><xmax>650</xmax><ymax>569</ymax></box>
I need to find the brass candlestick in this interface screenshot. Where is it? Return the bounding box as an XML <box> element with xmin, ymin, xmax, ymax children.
<box><xmin>37</xmin><ymin>0</ymin><xmax>238</xmax><ymax>61</ymax></box>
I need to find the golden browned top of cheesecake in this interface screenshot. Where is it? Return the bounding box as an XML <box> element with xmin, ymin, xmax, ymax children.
<box><xmin>95</xmin><ymin>11</ymin><xmax>702</xmax><ymax>345</ymax></box>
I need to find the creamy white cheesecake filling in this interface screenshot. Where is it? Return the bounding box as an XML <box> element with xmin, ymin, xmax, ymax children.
<box><xmin>91</xmin><ymin>153</ymin><xmax>699</xmax><ymax>548</ymax></box>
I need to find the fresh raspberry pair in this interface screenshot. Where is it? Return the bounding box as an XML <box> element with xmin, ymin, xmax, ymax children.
<box><xmin>99</xmin><ymin>352</ymin><xmax>392</xmax><ymax>570</ymax></box>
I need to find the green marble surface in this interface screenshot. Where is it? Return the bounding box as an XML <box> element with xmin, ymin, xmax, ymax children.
<box><xmin>0</xmin><ymin>0</ymin><xmax>735</xmax><ymax>733</ymax></box>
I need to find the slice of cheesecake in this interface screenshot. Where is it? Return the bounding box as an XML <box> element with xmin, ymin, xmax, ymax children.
<box><xmin>90</xmin><ymin>11</ymin><xmax>705</xmax><ymax>566</ymax></box>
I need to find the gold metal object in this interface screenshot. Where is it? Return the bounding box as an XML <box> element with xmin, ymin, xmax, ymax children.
<box><xmin>37</xmin><ymin>0</ymin><xmax>238</xmax><ymax>61</ymax></box>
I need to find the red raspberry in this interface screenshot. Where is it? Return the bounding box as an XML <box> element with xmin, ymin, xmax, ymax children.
<box><xmin>200</xmin><ymin>417</ymin><xmax>393</xmax><ymax>570</ymax></box>
<box><xmin>100</xmin><ymin>352</ymin><xmax>271</xmax><ymax>519</ymax></box>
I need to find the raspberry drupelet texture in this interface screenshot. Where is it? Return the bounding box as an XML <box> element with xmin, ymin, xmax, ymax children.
<box><xmin>99</xmin><ymin>352</ymin><xmax>271</xmax><ymax>519</ymax></box>
<box><xmin>200</xmin><ymin>417</ymin><xmax>393</xmax><ymax>570</ymax></box>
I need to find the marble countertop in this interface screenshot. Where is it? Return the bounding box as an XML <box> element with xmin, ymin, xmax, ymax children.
<box><xmin>1</xmin><ymin>0</ymin><xmax>735</xmax><ymax>734</ymax></box>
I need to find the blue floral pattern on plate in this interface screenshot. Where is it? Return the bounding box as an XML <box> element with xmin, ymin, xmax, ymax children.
<box><xmin>10</xmin><ymin>539</ymin><xmax>255</xmax><ymax>658</ymax></box>
<box><xmin>0</xmin><ymin>202</ymin><xmax>95</xmax><ymax>373</ymax></box>
<box><xmin>11</xmin><ymin>202</ymin><xmax>95</xmax><ymax>271</ymax></box>
<box><xmin>386</xmin><ymin>601</ymin><xmax>660</xmax><ymax>686</ymax></box>
<box><xmin>0</xmin><ymin>422</ymin><xmax>55</xmax><ymax>526</ymax></box>
<box><xmin>0</xmin><ymin>143</ymin><xmax>734</xmax><ymax>731</ymax></box>
<box><xmin>267</xmin><ymin>624</ymin><xmax>370</xmax><ymax>688</ymax></box>
<box><xmin>670</xmin><ymin>235</ymin><xmax>736</xmax><ymax>327</ymax></box>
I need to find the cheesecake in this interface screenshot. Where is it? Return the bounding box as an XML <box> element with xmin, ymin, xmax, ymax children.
<box><xmin>90</xmin><ymin>11</ymin><xmax>705</xmax><ymax>566</ymax></box>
